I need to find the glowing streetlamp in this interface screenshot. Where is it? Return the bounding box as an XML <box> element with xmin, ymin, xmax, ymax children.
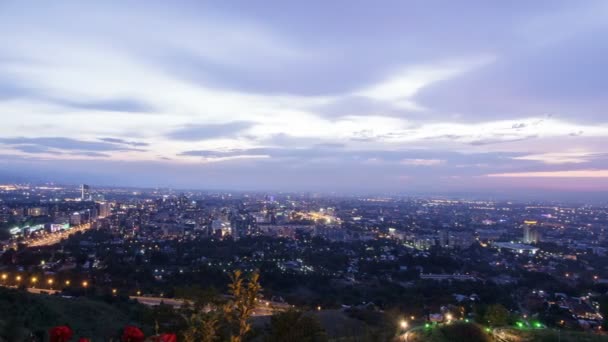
<box><xmin>82</xmin><ymin>281</ymin><xmax>89</xmax><ymax>288</ymax></box>
<box><xmin>65</xmin><ymin>280</ymin><xmax>71</xmax><ymax>286</ymax></box>
<box><xmin>1</xmin><ymin>273</ymin><xmax>7</xmax><ymax>283</ymax></box>
<box><xmin>16</xmin><ymin>275</ymin><xmax>22</xmax><ymax>283</ymax></box>
<box><xmin>112</xmin><ymin>288</ymin><xmax>117</xmax><ymax>295</ymax></box>
<box><xmin>31</xmin><ymin>276</ymin><xmax>38</xmax><ymax>287</ymax></box>
<box><xmin>400</xmin><ymin>320</ymin><xmax>408</xmax><ymax>329</ymax></box>
<box><xmin>446</xmin><ymin>313</ymin><xmax>453</xmax><ymax>322</ymax></box>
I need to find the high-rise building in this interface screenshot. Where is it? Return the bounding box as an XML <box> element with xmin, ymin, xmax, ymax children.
<box><xmin>99</xmin><ymin>202</ymin><xmax>111</xmax><ymax>218</ymax></box>
<box><xmin>81</xmin><ymin>184</ymin><xmax>91</xmax><ymax>201</ymax></box>
<box><xmin>523</xmin><ymin>224</ymin><xmax>540</xmax><ymax>244</ymax></box>
<box><xmin>69</xmin><ymin>212</ymin><xmax>82</xmax><ymax>226</ymax></box>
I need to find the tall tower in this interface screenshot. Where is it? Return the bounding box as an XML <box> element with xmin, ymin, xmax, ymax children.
<box><xmin>81</xmin><ymin>184</ymin><xmax>91</xmax><ymax>201</ymax></box>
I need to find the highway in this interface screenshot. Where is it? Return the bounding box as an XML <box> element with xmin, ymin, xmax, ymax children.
<box><xmin>130</xmin><ymin>295</ymin><xmax>289</xmax><ymax>316</ymax></box>
<box><xmin>0</xmin><ymin>284</ymin><xmax>287</xmax><ymax>317</ymax></box>
<box><xmin>25</xmin><ymin>223</ymin><xmax>92</xmax><ymax>247</ymax></box>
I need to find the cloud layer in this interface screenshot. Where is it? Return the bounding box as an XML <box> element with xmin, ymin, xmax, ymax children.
<box><xmin>1</xmin><ymin>1</ymin><xmax>608</xmax><ymax>194</ymax></box>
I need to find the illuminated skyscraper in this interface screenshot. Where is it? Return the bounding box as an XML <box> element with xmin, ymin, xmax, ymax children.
<box><xmin>81</xmin><ymin>184</ymin><xmax>91</xmax><ymax>201</ymax></box>
<box><xmin>523</xmin><ymin>223</ymin><xmax>540</xmax><ymax>244</ymax></box>
<box><xmin>70</xmin><ymin>212</ymin><xmax>82</xmax><ymax>225</ymax></box>
<box><xmin>99</xmin><ymin>202</ymin><xmax>111</xmax><ymax>218</ymax></box>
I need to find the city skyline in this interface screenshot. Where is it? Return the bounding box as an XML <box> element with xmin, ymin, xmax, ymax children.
<box><xmin>1</xmin><ymin>1</ymin><xmax>608</xmax><ymax>194</ymax></box>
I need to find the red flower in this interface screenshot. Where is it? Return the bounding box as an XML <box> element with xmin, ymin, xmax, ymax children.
<box><xmin>151</xmin><ymin>334</ymin><xmax>177</xmax><ymax>342</ymax></box>
<box><xmin>121</xmin><ymin>326</ymin><xmax>145</xmax><ymax>342</ymax></box>
<box><xmin>49</xmin><ymin>326</ymin><xmax>73</xmax><ymax>342</ymax></box>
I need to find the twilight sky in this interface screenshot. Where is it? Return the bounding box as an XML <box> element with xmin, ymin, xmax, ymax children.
<box><xmin>1</xmin><ymin>0</ymin><xmax>608</xmax><ymax>195</ymax></box>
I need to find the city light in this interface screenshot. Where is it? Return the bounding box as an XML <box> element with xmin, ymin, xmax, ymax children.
<box><xmin>1</xmin><ymin>176</ymin><xmax>607</xmax><ymax>340</ymax></box>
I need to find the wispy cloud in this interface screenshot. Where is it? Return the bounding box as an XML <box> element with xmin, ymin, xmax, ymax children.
<box><xmin>0</xmin><ymin>137</ymin><xmax>144</xmax><ymax>158</ymax></box>
<box><xmin>400</xmin><ymin>159</ymin><xmax>445</xmax><ymax>166</ymax></box>
<box><xmin>167</xmin><ymin>121</ymin><xmax>256</xmax><ymax>141</ymax></box>
<box><xmin>99</xmin><ymin>137</ymin><xmax>149</xmax><ymax>147</ymax></box>
<box><xmin>513</xmin><ymin>151</ymin><xmax>603</xmax><ymax>164</ymax></box>
<box><xmin>486</xmin><ymin>170</ymin><xmax>608</xmax><ymax>178</ymax></box>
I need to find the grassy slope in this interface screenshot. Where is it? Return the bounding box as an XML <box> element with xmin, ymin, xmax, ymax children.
<box><xmin>0</xmin><ymin>288</ymin><xmax>152</xmax><ymax>341</ymax></box>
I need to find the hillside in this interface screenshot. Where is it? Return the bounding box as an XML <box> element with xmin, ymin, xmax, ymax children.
<box><xmin>0</xmin><ymin>288</ymin><xmax>153</xmax><ymax>341</ymax></box>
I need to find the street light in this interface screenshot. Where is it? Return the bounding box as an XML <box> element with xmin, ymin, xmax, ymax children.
<box><xmin>65</xmin><ymin>280</ymin><xmax>71</xmax><ymax>286</ymax></box>
<box><xmin>82</xmin><ymin>281</ymin><xmax>88</xmax><ymax>288</ymax></box>
<box><xmin>31</xmin><ymin>276</ymin><xmax>38</xmax><ymax>287</ymax></box>
<box><xmin>47</xmin><ymin>279</ymin><xmax>54</xmax><ymax>288</ymax></box>
<box><xmin>446</xmin><ymin>313</ymin><xmax>453</xmax><ymax>322</ymax></box>
<box><xmin>400</xmin><ymin>320</ymin><xmax>408</xmax><ymax>329</ymax></box>
<box><xmin>112</xmin><ymin>288</ymin><xmax>117</xmax><ymax>295</ymax></box>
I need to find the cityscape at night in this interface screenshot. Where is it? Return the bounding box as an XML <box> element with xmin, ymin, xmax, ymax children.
<box><xmin>1</xmin><ymin>1</ymin><xmax>608</xmax><ymax>341</ymax></box>
<box><xmin>1</xmin><ymin>184</ymin><xmax>607</xmax><ymax>341</ymax></box>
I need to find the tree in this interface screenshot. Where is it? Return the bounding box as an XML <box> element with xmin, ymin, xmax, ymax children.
<box><xmin>266</xmin><ymin>310</ymin><xmax>327</xmax><ymax>342</ymax></box>
<box><xmin>484</xmin><ymin>304</ymin><xmax>509</xmax><ymax>327</ymax></box>
<box><xmin>224</xmin><ymin>270</ymin><xmax>262</xmax><ymax>342</ymax></box>
<box><xmin>182</xmin><ymin>312</ymin><xmax>219</xmax><ymax>342</ymax></box>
